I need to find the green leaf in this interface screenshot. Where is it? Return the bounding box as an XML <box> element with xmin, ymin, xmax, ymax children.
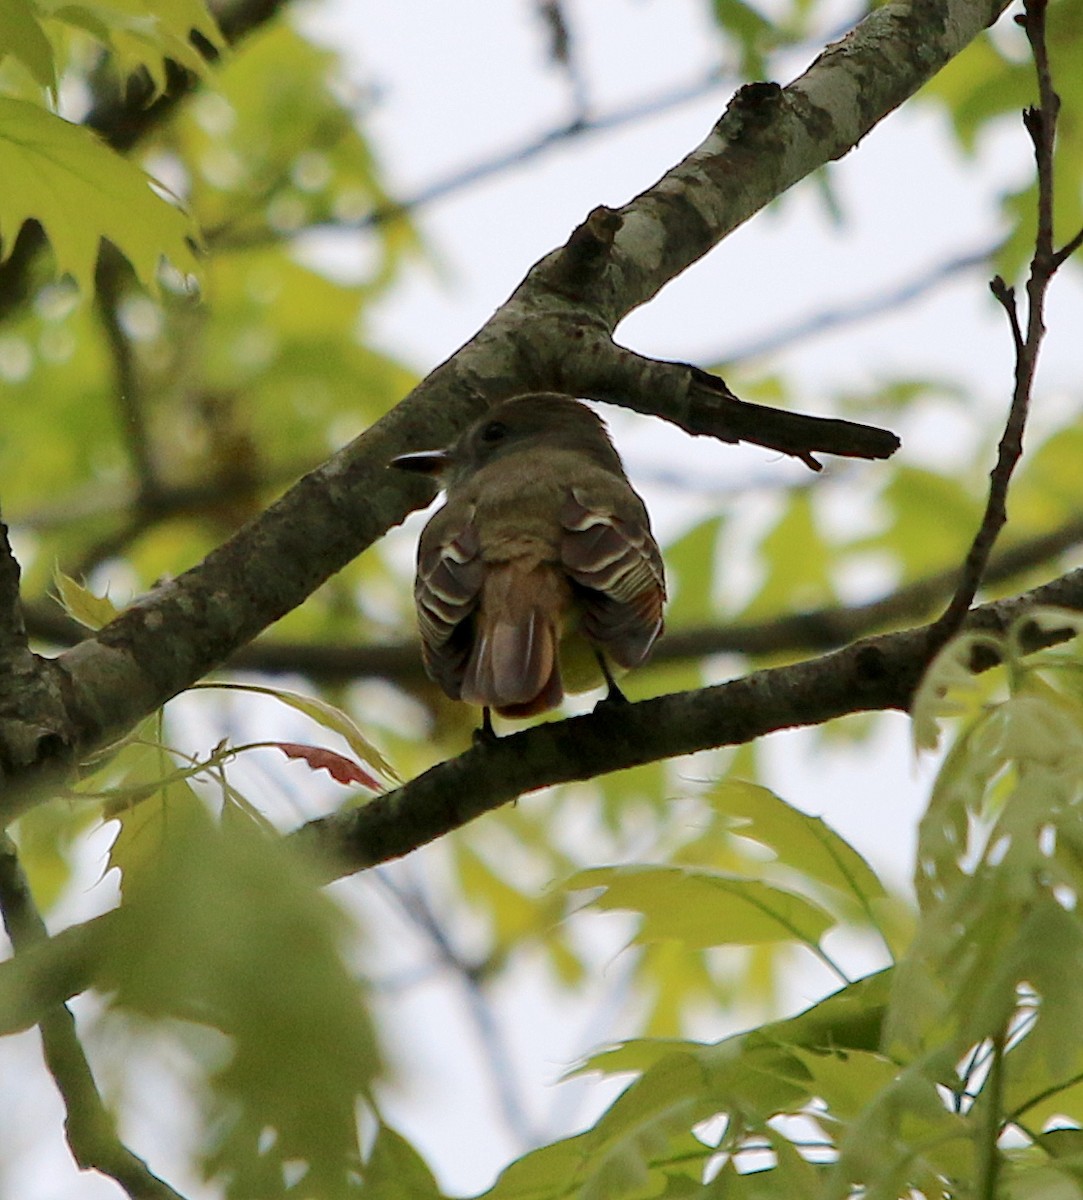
<box><xmin>193</xmin><ymin>680</ymin><xmax>399</xmax><ymax>783</ymax></box>
<box><xmin>363</xmin><ymin>1124</ymin><xmax>442</xmax><ymax>1199</ymax></box>
<box><xmin>826</xmin><ymin>1051</ymin><xmax>970</xmax><ymax>1200</ymax></box>
<box><xmin>48</xmin><ymin>0</ymin><xmax>223</xmax><ymax>90</ymax></box>
<box><xmin>0</xmin><ymin>97</ymin><xmax>201</xmax><ymax>292</ymax></box>
<box><xmin>741</xmin><ymin>491</ymin><xmax>834</xmax><ymax>620</ymax></box>
<box><xmin>569</xmin><ymin>864</ymin><xmax>836</xmax><ymax>949</ymax></box>
<box><xmin>100</xmin><ymin>788</ymin><xmax>379</xmax><ymax>1197</ymax></box>
<box><xmin>705</xmin><ymin>780</ymin><xmax>887</xmax><ymax>918</ymax></box>
<box><xmin>0</xmin><ymin>0</ymin><xmax>56</xmax><ymax>91</ymax></box>
<box><xmin>664</xmin><ymin>516</ymin><xmax>723</xmax><ymax>626</ymax></box>
<box><xmin>52</xmin><ymin>567</ymin><xmax>120</xmax><ymax>629</ymax></box>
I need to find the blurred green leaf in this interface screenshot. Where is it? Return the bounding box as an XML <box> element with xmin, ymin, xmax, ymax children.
<box><xmin>101</xmin><ymin>786</ymin><xmax>379</xmax><ymax>1198</ymax></box>
<box><xmin>0</xmin><ymin>0</ymin><xmax>56</xmax><ymax>91</ymax></box>
<box><xmin>569</xmin><ymin>863</ymin><xmax>836</xmax><ymax>949</ymax></box>
<box><xmin>740</xmin><ymin>491</ymin><xmax>833</xmax><ymax>620</ymax></box>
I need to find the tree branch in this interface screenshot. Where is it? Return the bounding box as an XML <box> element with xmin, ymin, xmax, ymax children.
<box><xmin>926</xmin><ymin>0</ymin><xmax>1071</xmax><ymax>655</ymax></box>
<box><xmin>0</xmin><ymin>837</ymin><xmax>187</xmax><ymax>1200</ymax></box>
<box><xmin>2</xmin><ymin>0</ymin><xmax>1013</xmax><ymax>821</ymax></box>
<box><xmin>715</xmin><ymin>244</ymin><xmax>994</xmax><ymax>363</ymax></box>
<box><xmin>2</xmin><ymin>566</ymin><xmax>1081</xmax><ymax>1037</ymax></box>
<box><xmin>558</xmin><ymin>341</ymin><xmax>899</xmax><ymax>467</ymax></box>
<box><xmin>288</xmin><ymin>566</ymin><xmax>1083</xmax><ymax>881</ymax></box>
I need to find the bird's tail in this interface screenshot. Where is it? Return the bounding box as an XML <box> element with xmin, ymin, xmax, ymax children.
<box><xmin>460</xmin><ymin>563</ymin><xmax>568</xmax><ymax>717</ymax></box>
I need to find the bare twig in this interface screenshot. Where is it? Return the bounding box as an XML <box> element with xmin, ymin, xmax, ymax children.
<box><xmin>926</xmin><ymin>0</ymin><xmax>1072</xmax><ymax>656</ymax></box>
<box><xmin>535</xmin><ymin>0</ymin><xmax>590</xmax><ymax>120</ymax></box>
<box><xmin>0</xmin><ymin>836</ymin><xmax>188</xmax><ymax>1200</ymax></box>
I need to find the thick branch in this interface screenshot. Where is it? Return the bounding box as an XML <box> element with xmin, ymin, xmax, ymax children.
<box><xmin>4</xmin><ymin>0</ymin><xmax>1011</xmax><ymax>820</ymax></box>
<box><xmin>2</xmin><ymin>567</ymin><xmax>1080</xmax><ymax>1035</ymax></box>
<box><xmin>288</xmin><ymin>567</ymin><xmax>1083</xmax><ymax>881</ymax></box>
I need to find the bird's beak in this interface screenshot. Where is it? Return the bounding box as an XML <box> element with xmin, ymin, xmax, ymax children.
<box><xmin>390</xmin><ymin>449</ymin><xmax>452</xmax><ymax>476</ymax></box>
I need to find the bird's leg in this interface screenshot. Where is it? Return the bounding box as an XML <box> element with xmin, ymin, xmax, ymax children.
<box><xmin>473</xmin><ymin>706</ymin><xmax>498</xmax><ymax>745</ymax></box>
<box><xmin>595</xmin><ymin>653</ymin><xmax>629</xmax><ymax>707</ymax></box>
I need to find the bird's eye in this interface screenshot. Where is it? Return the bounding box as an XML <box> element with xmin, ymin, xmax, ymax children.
<box><xmin>480</xmin><ymin>420</ymin><xmax>508</xmax><ymax>443</ymax></box>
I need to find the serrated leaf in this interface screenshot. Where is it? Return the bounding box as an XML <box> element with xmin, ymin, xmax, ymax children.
<box><xmin>52</xmin><ymin>567</ymin><xmax>120</xmax><ymax>629</ymax></box>
<box><xmin>0</xmin><ymin>97</ymin><xmax>200</xmax><ymax>292</ymax></box>
<box><xmin>99</xmin><ymin>792</ymin><xmax>379</xmax><ymax>1196</ymax></box>
<box><xmin>706</xmin><ymin>780</ymin><xmax>887</xmax><ymax>916</ymax></box>
<box><xmin>49</xmin><ymin>0</ymin><xmax>223</xmax><ymax>89</ymax></box>
<box><xmin>569</xmin><ymin>864</ymin><xmax>836</xmax><ymax>949</ymax></box>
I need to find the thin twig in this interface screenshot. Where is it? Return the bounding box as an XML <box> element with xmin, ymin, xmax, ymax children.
<box><xmin>0</xmin><ymin>836</ymin><xmax>188</xmax><ymax>1200</ymax></box>
<box><xmin>925</xmin><ymin>0</ymin><xmax>1071</xmax><ymax>657</ymax></box>
<box><xmin>94</xmin><ymin>248</ymin><xmax>159</xmax><ymax>502</ymax></box>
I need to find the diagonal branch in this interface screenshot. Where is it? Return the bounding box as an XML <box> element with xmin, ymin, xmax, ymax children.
<box><xmin>287</xmin><ymin>566</ymin><xmax>1083</xmax><ymax>881</ymax></box>
<box><xmin>3</xmin><ymin>0</ymin><xmax>1013</xmax><ymax>822</ymax></box>
<box><xmin>2</xmin><ymin>566</ymin><xmax>1081</xmax><ymax>1038</ymax></box>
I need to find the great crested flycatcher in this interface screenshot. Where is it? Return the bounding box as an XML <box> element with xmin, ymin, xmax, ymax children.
<box><xmin>392</xmin><ymin>394</ymin><xmax>666</xmax><ymax>723</ymax></box>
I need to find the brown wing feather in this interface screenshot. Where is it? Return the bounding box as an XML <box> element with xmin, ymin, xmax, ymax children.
<box><xmin>415</xmin><ymin>506</ymin><xmax>484</xmax><ymax>698</ymax></box>
<box><xmin>560</xmin><ymin>485</ymin><xmax>665</xmax><ymax>668</ymax></box>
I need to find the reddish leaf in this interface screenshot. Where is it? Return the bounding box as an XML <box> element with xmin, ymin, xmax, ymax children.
<box><xmin>274</xmin><ymin>743</ymin><xmax>382</xmax><ymax>790</ymax></box>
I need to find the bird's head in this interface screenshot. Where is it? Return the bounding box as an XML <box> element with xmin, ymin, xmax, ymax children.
<box><xmin>390</xmin><ymin>394</ymin><xmax>624</xmax><ymax>486</ymax></box>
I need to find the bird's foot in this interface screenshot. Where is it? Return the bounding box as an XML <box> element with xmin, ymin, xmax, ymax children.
<box><xmin>594</xmin><ymin>653</ymin><xmax>630</xmax><ymax>709</ymax></box>
<box><xmin>473</xmin><ymin>707</ymin><xmax>498</xmax><ymax>745</ymax></box>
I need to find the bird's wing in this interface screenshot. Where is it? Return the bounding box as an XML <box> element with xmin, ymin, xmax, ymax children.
<box><xmin>560</xmin><ymin>484</ymin><xmax>666</xmax><ymax>668</ymax></box>
<box><xmin>415</xmin><ymin>503</ymin><xmax>485</xmax><ymax>698</ymax></box>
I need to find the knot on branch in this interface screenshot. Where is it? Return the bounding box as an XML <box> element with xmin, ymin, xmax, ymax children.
<box><xmin>545</xmin><ymin>206</ymin><xmax>623</xmax><ymax>299</ymax></box>
<box><xmin>715</xmin><ymin>81</ymin><xmax>784</xmax><ymax>139</ymax></box>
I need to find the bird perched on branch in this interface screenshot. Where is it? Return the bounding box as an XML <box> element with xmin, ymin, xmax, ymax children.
<box><xmin>392</xmin><ymin>394</ymin><xmax>665</xmax><ymax>732</ymax></box>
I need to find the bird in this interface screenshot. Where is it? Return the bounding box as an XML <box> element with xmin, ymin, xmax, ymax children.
<box><xmin>391</xmin><ymin>394</ymin><xmax>666</xmax><ymax>733</ymax></box>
